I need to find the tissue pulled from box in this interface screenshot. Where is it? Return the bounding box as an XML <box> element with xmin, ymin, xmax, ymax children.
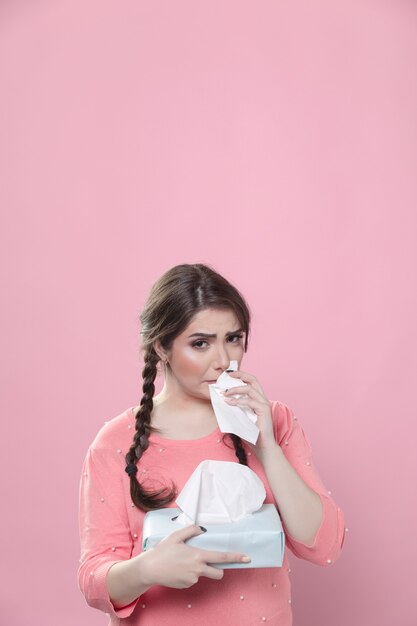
<box><xmin>175</xmin><ymin>460</ymin><xmax>266</xmax><ymax>525</ymax></box>
<box><xmin>209</xmin><ymin>362</ymin><xmax>260</xmax><ymax>444</ymax></box>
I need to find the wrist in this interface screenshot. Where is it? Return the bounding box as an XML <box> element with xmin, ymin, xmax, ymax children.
<box><xmin>134</xmin><ymin>550</ymin><xmax>156</xmax><ymax>588</ymax></box>
<box><xmin>107</xmin><ymin>555</ymin><xmax>152</xmax><ymax>607</ymax></box>
<box><xmin>254</xmin><ymin>440</ymin><xmax>282</xmax><ymax>463</ymax></box>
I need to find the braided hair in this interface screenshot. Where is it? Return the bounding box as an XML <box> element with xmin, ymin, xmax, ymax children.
<box><xmin>126</xmin><ymin>264</ymin><xmax>251</xmax><ymax>511</ymax></box>
<box><xmin>125</xmin><ymin>347</ymin><xmax>176</xmax><ymax>509</ymax></box>
<box><xmin>228</xmin><ymin>433</ymin><xmax>248</xmax><ymax>465</ymax></box>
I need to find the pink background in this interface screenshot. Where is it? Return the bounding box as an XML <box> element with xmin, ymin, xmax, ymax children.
<box><xmin>1</xmin><ymin>1</ymin><xmax>416</xmax><ymax>624</ymax></box>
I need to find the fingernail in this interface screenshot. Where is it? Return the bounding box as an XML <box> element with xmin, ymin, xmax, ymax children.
<box><xmin>199</xmin><ymin>526</ymin><xmax>207</xmax><ymax>532</ymax></box>
<box><xmin>241</xmin><ymin>556</ymin><xmax>251</xmax><ymax>562</ymax></box>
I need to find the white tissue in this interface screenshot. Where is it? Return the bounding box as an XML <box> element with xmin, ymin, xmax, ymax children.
<box><xmin>175</xmin><ymin>460</ymin><xmax>266</xmax><ymax>525</ymax></box>
<box><xmin>208</xmin><ymin>361</ymin><xmax>260</xmax><ymax>444</ymax></box>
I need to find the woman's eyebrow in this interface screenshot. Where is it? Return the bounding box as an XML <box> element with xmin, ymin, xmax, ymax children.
<box><xmin>187</xmin><ymin>329</ymin><xmax>243</xmax><ymax>338</ymax></box>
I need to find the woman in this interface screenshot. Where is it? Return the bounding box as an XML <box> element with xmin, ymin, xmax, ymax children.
<box><xmin>78</xmin><ymin>263</ymin><xmax>345</xmax><ymax>625</ymax></box>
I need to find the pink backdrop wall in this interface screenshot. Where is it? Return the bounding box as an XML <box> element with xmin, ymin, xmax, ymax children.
<box><xmin>1</xmin><ymin>1</ymin><xmax>416</xmax><ymax>624</ymax></box>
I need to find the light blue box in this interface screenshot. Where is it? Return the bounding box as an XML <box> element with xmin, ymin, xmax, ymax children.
<box><xmin>142</xmin><ymin>503</ymin><xmax>284</xmax><ymax>568</ymax></box>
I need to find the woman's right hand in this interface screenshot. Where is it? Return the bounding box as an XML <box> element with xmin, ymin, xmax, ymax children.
<box><xmin>108</xmin><ymin>525</ymin><xmax>251</xmax><ymax>608</ymax></box>
<box><xmin>138</xmin><ymin>524</ymin><xmax>251</xmax><ymax>589</ymax></box>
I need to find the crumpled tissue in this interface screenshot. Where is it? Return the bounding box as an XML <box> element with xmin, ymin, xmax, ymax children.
<box><xmin>209</xmin><ymin>360</ymin><xmax>260</xmax><ymax>444</ymax></box>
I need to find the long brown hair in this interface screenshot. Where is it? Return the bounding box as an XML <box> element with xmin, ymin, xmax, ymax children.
<box><xmin>125</xmin><ymin>264</ymin><xmax>251</xmax><ymax>511</ymax></box>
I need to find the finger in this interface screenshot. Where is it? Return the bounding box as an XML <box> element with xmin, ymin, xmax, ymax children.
<box><xmin>228</xmin><ymin>371</ymin><xmax>264</xmax><ymax>393</ymax></box>
<box><xmin>224</xmin><ymin>396</ymin><xmax>269</xmax><ymax>414</ymax></box>
<box><xmin>200</xmin><ymin>565</ymin><xmax>225</xmax><ymax>580</ymax></box>
<box><xmin>164</xmin><ymin>524</ymin><xmax>206</xmax><ymax>544</ymax></box>
<box><xmin>228</xmin><ymin>370</ymin><xmax>257</xmax><ymax>383</ymax></box>
<box><xmin>224</xmin><ymin>387</ymin><xmax>264</xmax><ymax>402</ymax></box>
<box><xmin>223</xmin><ymin>385</ymin><xmax>263</xmax><ymax>398</ymax></box>
<box><xmin>197</xmin><ymin>549</ymin><xmax>251</xmax><ymax>565</ymax></box>
<box><xmin>225</xmin><ymin>394</ymin><xmax>259</xmax><ymax>406</ymax></box>
<box><xmin>222</xmin><ymin>385</ymin><xmax>251</xmax><ymax>395</ymax></box>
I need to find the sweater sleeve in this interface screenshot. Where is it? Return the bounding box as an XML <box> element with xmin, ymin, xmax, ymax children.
<box><xmin>272</xmin><ymin>401</ymin><xmax>346</xmax><ymax>566</ymax></box>
<box><xmin>78</xmin><ymin>425</ymin><xmax>139</xmax><ymax>619</ymax></box>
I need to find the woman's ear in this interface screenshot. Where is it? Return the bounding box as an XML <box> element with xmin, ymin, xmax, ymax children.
<box><xmin>153</xmin><ymin>341</ymin><xmax>169</xmax><ymax>364</ymax></box>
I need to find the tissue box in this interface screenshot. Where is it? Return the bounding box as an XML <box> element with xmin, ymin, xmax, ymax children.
<box><xmin>142</xmin><ymin>504</ymin><xmax>284</xmax><ymax>568</ymax></box>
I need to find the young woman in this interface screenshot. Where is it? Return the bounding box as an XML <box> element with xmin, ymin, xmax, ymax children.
<box><xmin>78</xmin><ymin>263</ymin><xmax>345</xmax><ymax>625</ymax></box>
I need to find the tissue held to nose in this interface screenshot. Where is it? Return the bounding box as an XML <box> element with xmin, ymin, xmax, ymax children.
<box><xmin>175</xmin><ymin>460</ymin><xmax>266</xmax><ymax>526</ymax></box>
<box><xmin>208</xmin><ymin>361</ymin><xmax>260</xmax><ymax>444</ymax></box>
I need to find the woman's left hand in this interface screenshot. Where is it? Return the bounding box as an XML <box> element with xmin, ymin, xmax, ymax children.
<box><xmin>222</xmin><ymin>370</ymin><xmax>276</xmax><ymax>451</ymax></box>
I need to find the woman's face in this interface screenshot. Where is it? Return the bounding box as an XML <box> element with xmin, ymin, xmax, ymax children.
<box><xmin>161</xmin><ymin>308</ymin><xmax>246</xmax><ymax>401</ymax></box>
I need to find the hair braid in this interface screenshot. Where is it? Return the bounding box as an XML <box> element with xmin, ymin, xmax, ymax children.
<box><xmin>125</xmin><ymin>348</ymin><xmax>176</xmax><ymax>510</ymax></box>
<box><xmin>229</xmin><ymin>434</ymin><xmax>248</xmax><ymax>465</ymax></box>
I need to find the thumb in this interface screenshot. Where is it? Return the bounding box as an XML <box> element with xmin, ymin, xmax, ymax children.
<box><xmin>164</xmin><ymin>524</ymin><xmax>206</xmax><ymax>544</ymax></box>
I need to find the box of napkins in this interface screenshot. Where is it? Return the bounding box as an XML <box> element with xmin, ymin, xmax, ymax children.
<box><xmin>142</xmin><ymin>460</ymin><xmax>285</xmax><ymax>568</ymax></box>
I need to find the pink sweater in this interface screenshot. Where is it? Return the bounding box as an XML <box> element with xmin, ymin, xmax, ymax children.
<box><xmin>78</xmin><ymin>402</ymin><xmax>345</xmax><ymax>625</ymax></box>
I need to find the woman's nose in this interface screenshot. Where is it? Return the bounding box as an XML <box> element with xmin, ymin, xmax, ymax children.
<box><xmin>213</xmin><ymin>344</ymin><xmax>231</xmax><ymax>371</ymax></box>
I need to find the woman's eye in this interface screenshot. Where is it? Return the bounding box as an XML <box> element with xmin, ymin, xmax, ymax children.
<box><xmin>192</xmin><ymin>340</ymin><xmax>208</xmax><ymax>349</ymax></box>
<box><xmin>227</xmin><ymin>334</ymin><xmax>243</xmax><ymax>344</ymax></box>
